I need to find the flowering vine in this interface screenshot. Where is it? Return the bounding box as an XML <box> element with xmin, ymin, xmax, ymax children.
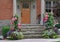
<box><xmin>10</xmin><ymin>15</ymin><xmax>21</xmax><ymax>30</ymax></box>
<box><xmin>43</xmin><ymin>12</ymin><xmax>54</xmax><ymax>29</ymax></box>
<box><xmin>43</xmin><ymin>12</ymin><xmax>49</xmax><ymax>23</ymax></box>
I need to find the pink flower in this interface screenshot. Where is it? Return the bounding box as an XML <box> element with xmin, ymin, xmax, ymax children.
<box><xmin>45</xmin><ymin>17</ymin><xmax>48</xmax><ymax>20</ymax></box>
<box><xmin>18</xmin><ymin>23</ymin><xmax>21</xmax><ymax>28</ymax></box>
<box><xmin>12</xmin><ymin>17</ymin><xmax>15</xmax><ymax>21</ymax></box>
<box><xmin>43</xmin><ymin>17</ymin><xmax>48</xmax><ymax>22</ymax></box>
<box><xmin>11</xmin><ymin>17</ymin><xmax>17</xmax><ymax>21</ymax></box>
<box><xmin>43</xmin><ymin>18</ymin><xmax>47</xmax><ymax>22</ymax></box>
<box><xmin>45</xmin><ymin>15</ymin><xmax>49</xmax><ymax>18</ymax></box>
<box><xmin>10</xmin><ymin>22</ymin><xmax>13</xmax><ymax>24</ymax></box>
<box><xmin>43</xmin><ymin>12</ymin><xmax>49</xmax><ymax>22</ymax></box>
<box><xmin>45</xmin><ymin>12</ymin><xmax>49</xmax><ymax>17</ymax></box>
<box><xmin>14</xmin><ymin>17</ymin><xmax>17</xmax><ymax>20</ymax></box>
<box><xmin>18</xmin><ymin>25</ymin><xmax>21</xmax><ymax>28</ymax></box>
<box><xmin>18</xmin><ymin>23</ymin><xmax>21</xmax><ymax>26</ymax></box>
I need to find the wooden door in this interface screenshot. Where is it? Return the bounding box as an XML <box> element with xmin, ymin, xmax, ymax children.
<box><xmin>21</xmin><ymin>2</ymin><xmax>30</xmax><ymax>24</ymax></box>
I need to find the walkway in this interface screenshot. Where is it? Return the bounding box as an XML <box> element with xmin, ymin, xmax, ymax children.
<box><xmin>0</xmin><ymin>39</ymin><xmax>60</xmax><ymax>42</ymax></box>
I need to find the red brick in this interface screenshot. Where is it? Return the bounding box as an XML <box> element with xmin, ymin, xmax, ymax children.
<box><xmin>0</xmin><ymin>0</ymin><xmax>13</xmax><ymax>20</ymax></box>
<box><xmin>36</xmin><ymin>0</ymin><xmax>41</xmax><ymax>16</ymax></box>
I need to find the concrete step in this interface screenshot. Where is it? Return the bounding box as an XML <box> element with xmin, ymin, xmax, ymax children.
<box><xmin>24</xmin><ymin>34</ymin><xmax>42</xmax><ymax>38</ymax></box>
<box><xmin>22</xmin><ymin>31</ymin><xmax>43</xmax><ymax>35</ymax></box>
<box><xmin>21</xmin><ymin>27</ymin><xmax>44</xmax><ymax>38</ymax></box>
<box><xmin>21</xmin><ymin>28</ymin><xmax>43</xmax><ymax>30</ymax></box>
<box><xmin>21</xmin><ymin>27</ymin><xmax>44</xmax><ymax>29</ymax></box>
<box><xmin>21</xmin><ymin>29</ymin><xmax>43</xmax><ymax>32</ymax></box>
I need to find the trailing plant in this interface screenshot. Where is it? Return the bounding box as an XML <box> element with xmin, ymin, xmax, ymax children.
<box><xmin>9</xmin><ymin>31</ymin><xmax>24</xmax><ymax>40</ymax></box>
<box><xmin>42</xmin><ymin>29</ymin><xmax>58</xmax><ymax>38</ymax></box>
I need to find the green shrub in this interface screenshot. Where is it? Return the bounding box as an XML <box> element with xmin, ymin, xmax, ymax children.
<box><xmin>44</xmin><ymin>12</ymin><xmax>54</xmax><ymax>29</ymax></box>
<box><xmin>42</xmin><ymin>29</ymin><xmax>58</xmax><ymax>39</ymax></box>
<box><xmin>2</xmin><ymin>26</ymin><xmax>10</xmax><ymax>36</ymax></box>
<box><xmin>9</xmin><ymin>31</ymin><xmax>24</xmax><ymax>40</ymax></box>
<box><xmin>55</xmin><ymin>24</ymin><xmax>60</xmax><ymax>29</ymax></box>
<box><xmin>14</xmin><ymin>15</ymin><xmax>19</xmax><ymax>30</ymax></box>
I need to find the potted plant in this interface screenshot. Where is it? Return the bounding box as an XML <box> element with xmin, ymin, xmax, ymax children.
<box><xmin>2</xmin><ymin>26</ymin><xmax>10</xmax><ymax>39</ymax></box>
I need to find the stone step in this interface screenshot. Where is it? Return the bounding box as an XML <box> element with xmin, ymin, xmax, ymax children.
<box><xmin>21</xmin><ymin>28</ymin><xmax>44</xmax><ymax>38</ymax></box>
<box><xmin>22</xmin><ymin>31</ymin><xmax>43</xmax><ymax>35</ymax></box>
<box><xmin>21</xmin><ymin>28</ymin><xmax>43</xmax><ymax>30</ymax></box>
<box><xmin>24</xmin><ymin>34</ymin><xmax>42</xmax><ymax>38</ymax></box>
<box><xmin>21</xmin><ymin>29</ymin><xmax>43</xmax><ymax>32</ymax></box>
<box><xmin>21</xmin><ymin>27</ymin><xmax>44</xmax><ymax>29</ymax></box>
<box><xmin>21</xmin><ymin>25</ymin><xmax>44</xmax><ymax>38</ymax></box>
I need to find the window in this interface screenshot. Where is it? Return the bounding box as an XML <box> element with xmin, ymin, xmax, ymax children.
<box><xmin>45</xmin><ymin>1</ymin><xmax>57</xmax><ymax>12</ymax></box>
<box><xmin>45</xmin><ymin>1</ymin><xmax>51</xmax><ymax>12</ymax></box>
<box><xmin>45</xmin><ymin>1</ymin><xmax>60</xmax><ymax>17</ymax></box>
<box><xmin>22</xmin><ymin>2</ymin><xmax>29</xmax><ymax>8</ymax></box>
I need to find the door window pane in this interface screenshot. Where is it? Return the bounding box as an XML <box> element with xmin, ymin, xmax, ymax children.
<box><xmin>22</xmin><ymin>2</ymin><xmax>29</xmax><ymax>8</ymax></box>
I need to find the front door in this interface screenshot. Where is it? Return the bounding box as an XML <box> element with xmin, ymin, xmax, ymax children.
<box><xmin>21</xmin><ymin>2</ymin><xmax>30</xmax><ymax>24</ymax></box>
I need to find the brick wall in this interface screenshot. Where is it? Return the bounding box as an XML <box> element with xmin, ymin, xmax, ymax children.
<box><xmin>36</xmin><ymin>0</ymin><xmax>41</xmax><ymax>16</ymax></box>
<box><xmin>0</xmin><ymin>0</ymin><xmax>13</xmax><ymax>20</ymax></box>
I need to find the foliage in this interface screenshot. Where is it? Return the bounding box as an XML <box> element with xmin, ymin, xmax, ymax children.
<box><xmin>11</xmin><ymin>15</ymin><xmax>19</xmax><ymax>30</ymax></box>
<box><xmin>45</xmin><ymin>12</ymin><xmax>54</xmax><ymax>29</ymax></box>
<box><xmin>9</xmin><ymin>15</ymin><xmax>24</xmax><ymax>40</ymax></box>
<box><xmin>2</xmin><ymin>26</ymin><xmax>10</xmax><ymax>36</ymax></box>
<box><xmin>42</xmin><ymin>29</ymin><xmax>58</xmax><ymax>38</ymax></box>
<box><xmin>43</xmin><ymin>13</ymin><xmax>58</xmax><ymax>38</ymax></box>
<box><xmin>55</xmin><ymin>24</ymin><xmax>60</xmax><ymax>29</ymax></box>
<box><xmin>9</xmin><ymin>31</ymin><xmax>24</xmax><ymax>40</ymax></box>
<box><xmin>13</xmin><ymin>15</ymin><xmax>18</xmax><ymax>30</ymax></box>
